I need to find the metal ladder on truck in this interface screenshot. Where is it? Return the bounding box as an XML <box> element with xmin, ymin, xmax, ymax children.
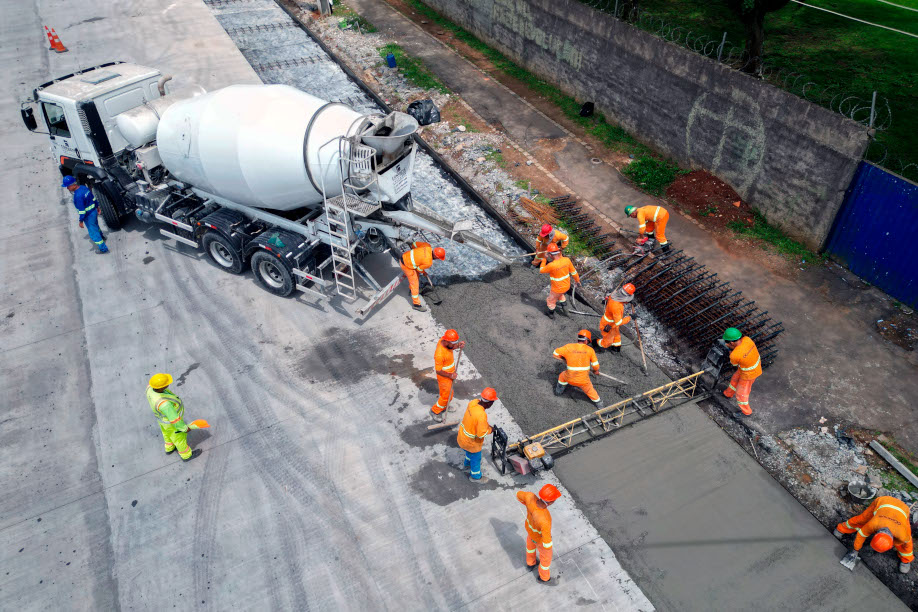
<box><xmin>320</xmin><ymin>136</ymin><xmax>382</xmax><ymax>301</ymax></box>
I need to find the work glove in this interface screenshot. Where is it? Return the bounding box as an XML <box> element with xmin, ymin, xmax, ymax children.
<box><xmin>636</xmin><ymin>237</ymin><xmax>648</xmax><ymax>245</ymax></box>
<box><xmin>602</xmin><ymin>326</ymin><xmax>612</xmax><ymax>333</ymax></box>
<box><xmin>79</xmin><ymin>221</ymin><xmax>84</xmax><ymax>228</ymax></box>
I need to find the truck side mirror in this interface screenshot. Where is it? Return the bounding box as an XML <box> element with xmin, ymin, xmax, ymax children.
<box><xmin>21</xmin><ymin>106</ymin><xmax>38</xmax><ymax>132</ymax></box>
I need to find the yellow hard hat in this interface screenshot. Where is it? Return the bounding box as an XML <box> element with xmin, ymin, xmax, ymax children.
<box><xmin>149</xmin><ymin>373</ymin><xmax>173</xmax><ymax>389</ymax></box>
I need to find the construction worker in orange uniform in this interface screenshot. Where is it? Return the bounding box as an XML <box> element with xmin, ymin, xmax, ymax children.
<box><xmin>532</xmin><ymin>224</ymin><xmax>569</xmax><ymax>267</ymax></box>
<box><xmin>625</xmin><ymin>205</ymin><xmax>670</xmax><ymax>252</ymax></box>
<box><xmin>553</xmin><ymin>330</ymin><xmax>602</xmax><ymax>408</ymax></box>
<box><xmin>431</xmin><ymin>329</ymin><xmax>465</xmax><ymax>422</ymax></box>
<box><xmin>596</xmin><ymin>283</ymin><xmax>635</xmax><ymax>353</ymax></box>
<box><xmin>517</xmin><ymin>484</ymin><xmax>562</xmax><ymax>582</ymax></box>
<box><xmin>400</xmin><ymin>240</ymin><xmax>446</xmax><ymax>312</ymax></box>
<box><xmin>539</xmin><ymin>243</ymin><xmax>580</xmax><ymax>318</ymax></box>
<box><xmin>721</xmin><ymin>327</ymin><xmax>761</xmax><ymax>418</ymax></box>
<box><xmin>456</xmin><ymin>388</ymin><xmax>497</xmax><ymax>483</ymax></box>
<box><xmin>835</xmin><ymin>496</ymin><xmax>914</xmax><ymax>574</ymax></box>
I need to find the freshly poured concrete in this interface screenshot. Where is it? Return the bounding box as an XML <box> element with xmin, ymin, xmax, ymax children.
<box><xmin>554</xmin><ymin>407</ymin><xmax>907</xmax><ymax>611</ymax></box>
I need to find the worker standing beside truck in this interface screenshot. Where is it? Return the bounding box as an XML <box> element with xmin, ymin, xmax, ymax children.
<box><xmin>532</xmin><ymin>224</ymin><xmax>569</xmax><ymax>267</ymax></box>
<box><xmin>457</xmin><ymin>388</ymin><xmax>497</xmax><ymax>483</ymax></box>
<box><xmin>63</xmin><ymin>176</ymin><xmax>108</xmax><ymax>254</ymax></box>
<box><xmin>431</xmin><ymin>329</ymin><xmax>465</xmax><ymax>422</ymax></box>
<box><xmin>146</xmin><ymin>373</ymin><xmax>201</xmax><ymax>462</ymax></box>
<box><xmin>721</xmin><ymin>327</ymin><xmax>762</xmax><ymax>417</ymax></box>
<box><xmin>517</xmin><ymin>484</ymin><xmax>562</xmax><ymax>582</ymax></box>
<box><xmin>539</xmin><ymin>244</ymin><xmax>580</xmax><ymax>318</ymax></box>
<box><xmin>835</xmin><ymin>496</ymin><xmax>914</xmax><ymax>574</ymax></box>
<box><xmin>553</xmin><ymin>330</ymin><xmax>602</xmax><ymax>408</ymax></box>
<box><xmin>596</xmin><ymin>284</ymin><xmax>635</xmax><ymax>353</ymax></box>
<box><xmin>625</xmin><ymin>205</ymin><xmax>670</xmax><ymax>252</ymax></box>
<box><xmin>401</xmin><ymin>241</ymin><xmax>446</xmax><ymax>312</ymax></box>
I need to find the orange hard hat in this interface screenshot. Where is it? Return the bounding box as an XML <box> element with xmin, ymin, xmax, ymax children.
<box><xmin>623</xmin><ymin>283</ymin><xmax>636</xmax><ymax>295</ymax></box>
<box><xmin>870</xmin><ymin>528</ymin><xmax>894</xmax><ymax>553</ymax></box>
<box><xmin>443</xmin><ymin>329</ymin><xmax>459</xmax><ymax>342</ymax></box>
<box><xmin>481</xmin><ymin>387</ymin><xmax>498</xmax><ymax>402</ymax></box>
<box><xmin>539</xmin><ymin>484</ymin><xmax>562</xmax><ymax>503</ymax></box>
<box><xmin>539</xmin><ymin>224</ymin><xmax>553</xmax><ymax>237</ymax></box>
<box><xmin>433</xmin><ymin>247</ymin><xmax>446</xmax><ymax>260</ymax></box>
<box><xmin>546</xmin><ymin>243</ymin><xmax>560</xmax><ymax>254</ymax></box>
<box><xmin>578</xmin><ymin>329</ymin><xmax>591</xmax><ymax>341</ymax></box>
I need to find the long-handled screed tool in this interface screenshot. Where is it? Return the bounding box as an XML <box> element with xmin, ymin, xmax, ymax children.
<box><xmin>594</xmin><ymin>371</ymin><xmax>627</xmax><ymax>385</ymax></box>
<box><xmin>631</xmin><ymin>302</ymin><xmax>648</xmax><ymax>376</ymax></box>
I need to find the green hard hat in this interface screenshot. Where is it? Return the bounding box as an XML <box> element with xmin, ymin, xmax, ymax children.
<box><xmin>723</xmin><ymin>327</ymin><xmax>742</xmax><ymax>342</ymax></box>
<box><xmin>624</xmin><ymin>205</ymin><xmax>636</xmax><ymax>216</ymax></box>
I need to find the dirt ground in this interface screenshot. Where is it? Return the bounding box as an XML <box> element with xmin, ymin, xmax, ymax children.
<box><xmin>666</xmin><ymin>170</ymin><xmax>754</xmax><ymax>232</ymax></box>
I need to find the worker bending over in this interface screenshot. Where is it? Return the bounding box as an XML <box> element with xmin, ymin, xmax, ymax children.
<box><xmin>539</xmin><ymin>243</ymin><xmax>580</xmax><ymax>318</ymax></box>
<box><xmin>532</xmin><ymin>224</ymin><xmax>569</xmax><ymax>267</ymax></box>
<box><xmin>431</xmin><ymin>329</ymin><xmax>465</xmax><ymax>422</ymax></box>
<box><xmin>400</xmin><ymin>240</ymin><xmax>445</xmax><ymax>312</ymax></box>
<box><xmin>625</xmin><ymin>205</ymin><xmax>670</xmax><ymax>251</ymax></box>
<box><xmin>553</xmin><ymin>330</ymin><xmax>602</xmax><ymax>408</ymax></box>
<box><xmin>596</xmin><ymin>283</ymin><xmax>635</xmax><ymax>353</ymax></box>
<box><xmin>721</xmin><ymin>327</ymin><xmax>761</xmax><ymax>417</ymax></box>
<box><xmin>146</xmin><ymin>373</ymin><xmax>201</xmax><ymax>462</ymax></box>
<box><xmin>517</xmin><ymin>484</ymin><xmax>562</xmax><ymax>582</ymax></box>
<box><xmin>835</xmin><ymin>496</ymin><xmax>914</xmax><ymax>573</ymax></box>
<box><xmin>63</xmin><ymin>175</ymin><xmax>108</xmax><ymax>254</ymax></box>
<box><xmin>457</xmin><ymin>388</ymin><xmax>497</xmax><ymax>483</ymax></box>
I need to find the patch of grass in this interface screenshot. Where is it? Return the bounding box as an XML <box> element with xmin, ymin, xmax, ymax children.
<box><xmin>460</xmin><ymin>119</ymin><xmax>479</xmax><ymax>133</ymax></box>
<box><xmin>698</xmin><ymin>204</ymin><xmax>718</xmax><ymax>218</ymax></box>
<box><xmin>484</xmin><ymin>148</ymin><xmax>506</xmax><ymax>167</ymax></box>
<box><xmin>377</xmin><ymin>43</ymin><xmax>450</xmax><ymax>93</ymax></box>
<box><xmin>339</xmin><ymin>15</ymin><xmax>377</xmax><ymax>33</ymax></box>
<box><xmin>514</xmin><ymin>179</ymin><xmax>531</xmax><ymax>191</ymax></box>
<box><xmin>621</xmin><ymin>156</ymin><xmax>683</xmax><ymax>196</ymax></box>
<box><xmin>728</xmin><ymin>212</ymin><xmax>814</xmax><ymax>259</ymax></box>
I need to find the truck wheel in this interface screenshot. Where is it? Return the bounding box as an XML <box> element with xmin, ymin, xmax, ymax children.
<box><xmin>202</xmin><ymin>232</ymin><xmax>245</xmax><ymax>274</ymax></box>
<box><xmin>251</xmin><ymin>250</ymin><xmax>294</xmax><ymax>297</ymax></box>
<box><xmin>94</xmin><ymin>186</ymin><xmax>121</xmax><ymax>230</ymax></box>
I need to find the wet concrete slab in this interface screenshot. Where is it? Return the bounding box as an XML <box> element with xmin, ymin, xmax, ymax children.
<box><xmin>553</xmin><ymin>406</ymin><xmax>908</xmax><ymax>611</ymax></box>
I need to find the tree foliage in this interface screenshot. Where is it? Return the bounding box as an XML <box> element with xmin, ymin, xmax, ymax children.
<box><xmin>725</xmin><ymin>0</ymin><xmax>791</xmax><ymax>74</ymax></box>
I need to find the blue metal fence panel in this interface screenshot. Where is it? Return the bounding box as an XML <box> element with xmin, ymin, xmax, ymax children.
<box><xmin>826</xmin><ymin>162</ymin><xmax>918</xmax><ymax>308</ymax></box>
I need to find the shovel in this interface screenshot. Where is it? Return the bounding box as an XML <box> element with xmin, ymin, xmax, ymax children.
<box><xmin>840</xmin><ymin>551</ymin><xmax>860</xmax><ymax>571</ymax></box>
<box><xmin>421</xmin><ymin>272</ymin><xmax>443</xmax><ymax>305</ymax></box>
<box><xmin>189</xmin><ymin>419</ymin><xmax>210</xmax><ymax>429</ymax></box>
<box><xmin>594</xmin><ymin>371</ymin><xmax>627</xmax><ymax>385</ymax></box>
<box><xmin>427</xmin><ymin>419</ymin><xmax>460</xmax><ymax>431</ymax></box>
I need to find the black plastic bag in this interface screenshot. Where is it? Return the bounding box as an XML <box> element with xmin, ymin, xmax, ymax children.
<box><xmin>406</xmin><ymin>99</ymin><xmax>441</xmax><ymax>126</ymax></box>
<box><xmin>579</xmin><ymin>102</ymin><xmax>594</xmax><ymax>117</ymax></box>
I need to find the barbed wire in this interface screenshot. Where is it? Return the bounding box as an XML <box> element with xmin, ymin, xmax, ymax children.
<box><xmin>865</xmin><ymin>141</ymin><xmax>918</xmax><ymax>182</ymax></box>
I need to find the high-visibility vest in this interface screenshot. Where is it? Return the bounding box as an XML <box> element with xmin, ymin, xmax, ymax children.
<box><xmin>637</xmin><ymin>205</ymin><xmax>667</xmax><ymax>232</ymax></box>
<box><xmin>456</xmin><ymin>399</ymin><xmax>491</xmax><ymax>453</ymax></box>
<box><xmin>146</xmin><ymin>387</ymin><xmax>186</xmax><ymax>428</ymax></box>
<box><xmin>402</xmin><ymin>242</ymin><xmax>433</xmax><ymax>271</ymax></box>
<box><xmin>539</xmin><ymin>257</ymin><xmax>579</xmax><ymax>294</ymax></box>
<box><xmin>729</xmin><ymin>336</ymin><xmax>762</xmax><ymax>380</ymax></box>
<box><xmin>434</xmin><ymin>341</ymin><xmax>456</xmax><ymax>378</ymax></box>
<box><xmin>843</xmin><ymin>496</ymin><xmax>913</xmax><ymax>557</ymax></box>
<box><xmin>517</xmin><ymin>491</ymin><xmax>553</xmax><ymax>547</ymax></box>
<box><xmin>552</xmin><ymin>343</ymin><xmax>599</xmax><ymax>384</ymax></box>
<box><xmin>602</xmin><ymin>299</ymin><xmax>631</xmax><ymax>328</ymax></box>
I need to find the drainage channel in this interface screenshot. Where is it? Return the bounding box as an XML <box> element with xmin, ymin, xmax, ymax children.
<box><xmin>204</xmin><ymin>0</ymin><xmax>524</xmax><ymax>281</ymax></box>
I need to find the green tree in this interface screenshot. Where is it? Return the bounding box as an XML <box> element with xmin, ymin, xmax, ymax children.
<box><xmin>726</xmin><ymin>0</ymin><xmax>791</xmax><ymax>75</ymax></box>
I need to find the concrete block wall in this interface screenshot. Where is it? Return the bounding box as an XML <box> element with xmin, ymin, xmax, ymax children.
<box><xmin>422</xmin><ymin>0</ymin><xmax>871</xmax><ymax>250</ymax></box>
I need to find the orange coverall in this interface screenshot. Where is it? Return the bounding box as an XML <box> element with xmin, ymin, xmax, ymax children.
<box><xmin>400</xmin><ymin>241</ymin><xmax>433</xmax><ymax>306</ymax></box>
<box><xmin>553</xmin><ymin>342</ymin><xmax>600</xmax><ymax>400</ymax></box>
<box><xmin>532</xmin><ymin>230</ymin><xmax>570</xmax><ymax>267</ymax></box>
<box><xmin>539</xmin><ymin>257</ymin><xmax>580</xmax><ymax>311</ymax></box>
<box><xmin>432</xmin><ymin>341</ymin><xmax>458</xmax><ymax>415</ymax></box>
<box><xmin>517</xmin><ymin>491</ymin><xmax>554</xmax><ymax>581</ymax></box>
<box><xmin>836</xmin><ymin>496</ymin><xmax>914</xmax><ymax>564</ymax></box>
<box><xmin>636</xmin><ymin>205</ymin><xmax>669</xmax><ymax>245</ymax></box>
<box><xmin>598</xmin><ymin>298</ymin><xmax>631</xmax><ymax>349</ymax></box>
<box><xmin>723</xmin><ymin>336</ymin><xmax>761</xmax><ymax>415</ymax></box>
<box><xmin>456</xmin><ymin>399</ymin><xmax>491</xmax><ymax>454</ymax></box>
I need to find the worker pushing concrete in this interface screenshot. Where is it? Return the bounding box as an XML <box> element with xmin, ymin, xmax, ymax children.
<box><xmin>721</xmin><ymin>327</ymin><xmax>762</xmax><ymax>418</ymax></box>
<box><xmin>532</xmin><ymin>223</ymin><xmax>569</xmax><ymax>267</ymax></box>
<box><xmin>596</xmin><ymin>283</ymin><xmax>635</xmax><ymax>353</ymax></box>
<box><xmin>456</xmin><ymin>388</ymin><xmax>497</xmax><ymax>483</ymax></box>
<box><xmin>516</xmin><ymin>484</ymin><xmax>562</xmax><ymax>582</ymax></box>
<box><xmin>539</xmin><ymin>243</ymin><xmax>580</xmax><ymax>318</ymax></box>
<box><xmin>431</xmin><ymin>329</ymin><xmax>465</xmax><ymax>422</ymax></box>
<box><xmin>63</xmin><ymin>175</ymin><xmax>108</xmax><ymax>254</ymax></box>
<box><xmin>553</xmin><ymin>330</ymin><xmax>602</xmax><ymax>408</ymax></box>
<box><xmin>625</xmin><ymin>205</ymin><xmax>670</xmax><ymax>252</ymax></box>
<box><xmin>835</xmin><ymin>495</ymin><xmax>914</xmax><ymax>573</ymax></box>
<box><xmin>146</xmin><ymin>373</ymin><xmax>204</xmax><ymax>462</ymax></box>
<box><xmin>400</xmin><ymin>240</ymin><xmax>446</xmax><ymax>312</ymax></box>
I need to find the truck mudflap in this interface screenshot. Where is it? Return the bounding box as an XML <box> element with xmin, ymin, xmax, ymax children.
<box><xmin>382</xmin><ymin>208</ymin><xmax>513</xmax><ymax>265</ymax></box>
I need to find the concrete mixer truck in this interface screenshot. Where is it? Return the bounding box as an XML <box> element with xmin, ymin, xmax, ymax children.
<box><xmin>21</xmin><ymin>61</ymin><xmax>512</xmax><ymax>315</ymax></box>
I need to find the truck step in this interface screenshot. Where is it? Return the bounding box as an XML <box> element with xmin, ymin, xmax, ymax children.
<box><xmin>159</xmin><ymin>228</ymin><xmax>198</xmax><ymax>247</ymax></box>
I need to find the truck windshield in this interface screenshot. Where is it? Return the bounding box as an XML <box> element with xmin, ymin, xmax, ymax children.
<box><xmin>42</xmin><ymin>102</ymin><xmax>71</xmax><ymax>138</ymax></box>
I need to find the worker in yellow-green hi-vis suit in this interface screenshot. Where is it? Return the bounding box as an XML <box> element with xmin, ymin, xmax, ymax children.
<box><xmin>146</xmin><ymin>373</ymin><xmax>201</xmax><ymax>462</ymax></box>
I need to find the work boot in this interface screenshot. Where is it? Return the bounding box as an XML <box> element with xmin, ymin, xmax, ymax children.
<box><xmin>833</xmin><ymin>528</ymin><xmax>843</xmax><ymax>539</ymax></box>
<box><xmin>182</xmin><ymin>449</ymin><xmax>203</xmax><ymax>462</ymax></box>
<box><xmin>901</xmin><ymin>562</ymin><xmax>911</xmax><ymax>574</ymax></box>
<box><xmin>469</xmin><ymin>475</ymin><xmax>490</xmax><ymax>484</ymax></box>
<box><xmin>98</xmin><ymin>244</ymin><xmax>110</xmax><ymax>254</ymax></box>
<box><xmin>412</xmin><ymin>302</ymin><xmax>429</xmax><ymax>313</ymax></box>
<box><xmin>430</xmin><ymin>410</ymin><xmax>445</xmax><ymax>423</ymax></box>
<box><xmin>554</xmin><ymin>381</ymin><xmax>566</xmax><ymax>396</ymax></box>
<box><xmin>731</xmin><ymin>410</ymin><xmax>747</xmax><ymax>419</ymax></box>
<box><xmin>660</xmin><ymin>243</ymin><xmax>671</xmax><ymax>253</ymax></box>
<box><xmin>592</xmin><ymin>398</ymin><xmax>603</xmax><ymax>409</ymax></box>
<box><xmin>545</xmin><ymin>306</ymin><xmax>555</xmax><ymax>319</ymax></box>
<box><xmin>165</xmin><ymin>447</ymin><xmax>176</xmax><ymax>455</ymax></box>
<box><xmin>558</xmin><ymin>299</ymin><xmax>569</xmax><ymax>317</ymax></box>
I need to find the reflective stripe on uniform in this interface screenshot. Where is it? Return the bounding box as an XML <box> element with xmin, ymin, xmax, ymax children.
<box><xmin>460</xmin><ymin>423</ymin><xmax>486</xmax><ymax>439</ymax></box>
<box><xmin>550</xmin><ymin>274</ymin><xmax>570</xmax><ymax>282</ymax></box>
<box><xmin>728</xmin><ymin>384</ymin><xmax>737</xmax><ymax>391</ymax></box>
<box><xmin>737</xmin><ymin>401</ymin><xmax>749</xmax><ymax>406</ymax></box>
<box><xmin>78</xmin><ymin>204</ymin><xmax>96</xmax><ymax>214</ymax></box>
<box><xmin>441</xmin><ymin>360</ymin><xmax>455</xmax><ymax>371</ymax></box>
<box><xmin>611</xmin><ymin>341</ymin><xmax>621</xmax><ymax>347</ymax></box>
<box><xmin>410</xmin><ymin>250</ymin><xmax>418</xmax><ymax>269</ymax></box>
<box><xmin>540</xmin><ymin>564</ymin><xmax>550</xmax><ymax>571</ymax></box>
<box><xmin>875</xmin><ymin>504</ymin><xmax>909</xmax><ymax>520</ymax></box>
<box><xmin>902</xmin><ymin>551</ymin><xmax>915</xmax><ymax>559</ymax></box>
<box><xmin>542</xmin><ymin>541</ymin><xmax>552</xmax><ymax>548</ymax></box>
<box><xmin>740</xmin><ymin>359</ymin><xmax>761</xmax><ymax>371</ymax></box>
<box><xmin>553</xmin><ymin>351</ymin><xmax>562</xmax><ymax>358</ymax></box>
<box><xmin>567</xmin><ymin>365</ymin><xmax>591</xmax><ymax>371</ymax></box>
<box><xmin>527</xmin><ymin>518</ymin><xmax>541</xmax><ymax>534</ymax></box>
<box><xmin>653</xmin><ymin>206</ymin><xmax>661</xmax><ymax>222</ymax></box>
<box><xmin>845</xmin><ymin>520</ymin><xmax>853</xmax><ymax>530</ymax></box>
<box><xmin>602</xmin><ymin>314</ymin><xmax>614</xmax><ymax>324</ymax></box>
<box><xmin>591</xmin><ymin>360</ymin><xmax>599</xmax><ymax>367</ymax></box>
<box><xmin>527</xmin><ymin>547</ymin><xmax>537</xmax><ymax>553</ymax></box>
<box><xmin>614</xmin><ymin>319</ymin><xmax>623</xmax><ymax>326</ymax></box>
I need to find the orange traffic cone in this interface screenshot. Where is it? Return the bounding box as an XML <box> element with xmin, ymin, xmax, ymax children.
<box><xmin>43</xmin><ymin>26</ymin><xmax>54</xmax><ymax>50</ymax></box>
<box><xmin>48</xmin><ymin>27</ymin><xmax>67</xmax><ymax>53</ymax></box>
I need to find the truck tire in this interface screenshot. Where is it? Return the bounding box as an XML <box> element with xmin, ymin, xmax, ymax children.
<box><xmin>202</xmin><ymin>231</ymin><xmax>246</xmax><ymax>274</ymax></box>
<box><xmin>93</xmin><ymin>185</ymin><xmax>121</xmax><ymax>230</ymax></box>
<box><xmin>251</xmin><ymin>250</ymin><xmax>295</xmax><ymax>297</ymax></box>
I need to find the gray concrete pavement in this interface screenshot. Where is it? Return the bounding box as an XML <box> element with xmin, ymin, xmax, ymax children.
<box><xmin>0</xmin><ymin>1</ymin><xmax>651</xmax><ymax>609</ymax></box>
<box><xmin>554</xmin><ymin>406</ymin><xmax>908</xmax><ymax>611</ymax></box>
